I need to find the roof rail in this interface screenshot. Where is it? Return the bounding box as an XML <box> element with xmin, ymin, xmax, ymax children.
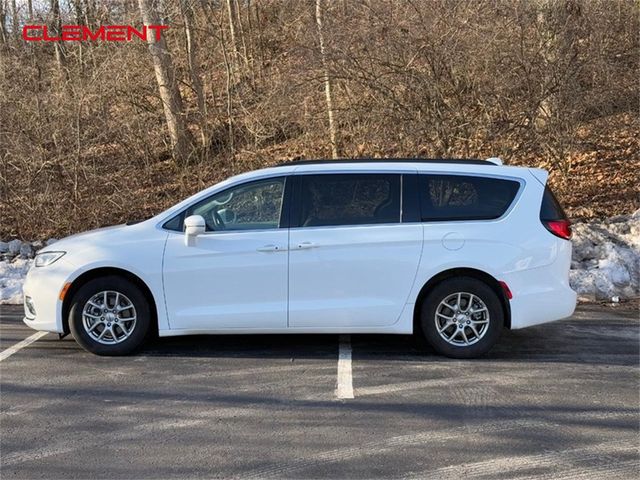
<box><xmin>278</xmin><ymin>158</ymin><xmax>497</xmax><ymax>167</ymax></box>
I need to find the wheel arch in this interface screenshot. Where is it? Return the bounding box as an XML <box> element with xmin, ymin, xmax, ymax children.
<box><xmin>61</xmin><ymin>267</ymin><xmax>159</xmax><ymax>336</ymax></box>
<box><xmin>412</xmin><ymin>267</ymin><xmax>512</xmax><ymax>333</ymax></box>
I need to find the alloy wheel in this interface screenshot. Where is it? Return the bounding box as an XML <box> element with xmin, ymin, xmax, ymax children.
<box><xmin>82</xmin><ymin>290</ymin><xmax>137</xmax><ymax>345</ymax></box>
<box><xmin>434</xmin><ymin>292</ymin><xmax>490</xmax><ymax>346</ymax></box>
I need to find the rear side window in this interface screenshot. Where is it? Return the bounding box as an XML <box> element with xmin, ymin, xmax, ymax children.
<box><xmin>296</xmin><ymin>174</ymin><xmax>401</xmax><ymax>227</ymax></box>
<box><xmin>539</xmin><ymin>185</ymin><xmax>568</xmax><ymax>221</ymax></box>
<box><xmin>419</xmin><ymin>174</ymin><xmax>520</xmax><ymax>221</ymax></box>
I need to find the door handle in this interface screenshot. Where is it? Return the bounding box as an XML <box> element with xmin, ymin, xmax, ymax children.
<box><xmin>257</xmin><ymin>244</ymin><xmax>284</xmax><ymax>252</ymax></box>
<box><xmin>297</xmin><ymin>241</ymin><xmax>317</xmax><ymax>250</ymax></box>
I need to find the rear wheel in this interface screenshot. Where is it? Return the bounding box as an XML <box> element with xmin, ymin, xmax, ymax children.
<box><xmin>420</xmin><ymin>277</ymin><xmax>503</xmax><ymax>358</ymax></box>
<box><xmin>69</xmin><ymin>276</ymin><xmax>150</xmax><ymax>356</ymax></box>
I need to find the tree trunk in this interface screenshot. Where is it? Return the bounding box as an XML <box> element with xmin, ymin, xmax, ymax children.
<box><xmin>50</xmin><ymin>0</ymin><xmax>67</xmax><ymax>74</ymax></box>
<box><xmin>233</xmin><ymin>0</ymin><xmax>248</xmax><ymax>67</ymax></box>
<box><xmin>0</xmin><ymin>1</ymin><xmax>7</xmax><ymax>49</ymax></box>
<box><xmin>80</xmin><ymin>0</ymin><xmax>93</xmax><ymax>27</ymax></box>
<box><xmin>180</xmin><ymin>0</ymin><xmax>207</xmax><ymax>148</ymax></box>
<box><xmin>70</xmin><ymin>1</ymin><xmax>85</xmax><ymax>73</ymax></box>
<box><xmin>71</xmin><ymin>0</ymin><xmax>83</xmax><ymax>23</ymax></box>
<box><xmin>11</xmin><ymin>0</ymin><xmax>18</xmax><ymax>43</ymax></box>
<box><xmin>315</xmin><ymin>0</ymin><xmax>339</xmax><ymax>158</ymax></box>
<box><xmin>218</xmin><ymin>15</ymin><xmax>235</xmax><ymax>156</ymax></box>
<box><xmin>225</xmin><ymin>0</ymin><xmax>240</xmax><ymax>64</ymax></box>
<box><xmin>535</xmin><ymin>0</ymin><xmax>583</xmax><ymax>177</ymax></box>
<box><xmin>253</xmin><ymin>1</ymin><xmax>265</xmax><ymax>80</ymax></box>
<box><xmin>245</xmin><ymin>0</ymin><xmax>257</xmax><ymax>83</ymax></box>
<box><xmin>138</xmin><ymin>0</ymin><xmax>193</xmax><ymax>165</ymax></box>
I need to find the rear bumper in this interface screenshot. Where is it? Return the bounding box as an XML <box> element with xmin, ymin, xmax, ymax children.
<box><xmin>508</xmin><ymin>282</ymin><xmax>577</xmax><ymax>329</ymax></box>
<box><xmin>503</xmin><ymin>239</ymin><xmax>577</xmax><ymax>329</ymax></box>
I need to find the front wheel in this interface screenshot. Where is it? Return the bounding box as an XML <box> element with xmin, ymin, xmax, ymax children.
<box><xmin>69</xmin><ymin>276</ymin><xmax>151</xmax><ymax>356</ymax></box>
<box><xmin>420</xmin><ymin>277</ymin><xmax>504</xmax><ymax>359</ymax></box>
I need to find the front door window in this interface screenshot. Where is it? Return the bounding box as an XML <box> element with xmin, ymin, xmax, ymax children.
<box><xmin>187</xmin><ymin>178</ymin><xmax>285</xmax><ymax>232</ymax></box>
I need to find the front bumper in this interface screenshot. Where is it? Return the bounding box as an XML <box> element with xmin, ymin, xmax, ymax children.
<box><xmin>22</xmin><ymin>258</ymin><xmax>76</xmax><ymax>334</ymax></box>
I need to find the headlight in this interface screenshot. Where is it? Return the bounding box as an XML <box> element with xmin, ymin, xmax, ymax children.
<box><xmin>34</xmin><ymin>251</ymin><xmax>66</xmax><ymax>267</ymax></box>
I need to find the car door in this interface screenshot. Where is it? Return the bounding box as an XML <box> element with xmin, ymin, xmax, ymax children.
<box><xmin>288</xmin><ymin>172</ymin><xmax>423</xmax><ymax>328</ymax></box>
<box><xmin>163</xmin><ymin>176</ymin><xmax>290</xmax><ymax>331</ymax></box>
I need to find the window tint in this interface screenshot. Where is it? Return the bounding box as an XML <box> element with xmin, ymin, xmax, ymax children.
<box><xmin>419</xmin><ymin>174</ymin><xmax>520</xmax><ymax>221</ymax></box>
<box><xmin>297</xmin><ymin>174</ymin><xmax>401</xmax><ymax>227</ymax></box>
<box><xmin>539</xmin><ymin>185</ymin><xmax>567</xmax><ymax>221</ymax></box>
<box><xmin>170</xmin><ymin>177</ymin><xmax>285</xmax><ymax>232</ymax></box>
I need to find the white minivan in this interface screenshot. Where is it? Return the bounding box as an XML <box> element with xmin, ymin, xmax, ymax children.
<box><xmin>23</xmin><ymin>159</ymin><xmax>577</xmax><ymax>358</ymax></box>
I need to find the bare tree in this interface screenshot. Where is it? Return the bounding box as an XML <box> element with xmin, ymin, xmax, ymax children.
<box><xmin>138</xmin><ymin>0</ymin><xmax>193</xmax><ymax>165</ymax></box>
<box><xmin>199</xmin><ymin>1</ymin><xmax>236</xmax><ymax>155</ymax></box>
<box><xmin>245</xmin><ymin>0</ymin><xmax>257</xmax><ymax>82</ymax></box>
<box><xmin>180</xmin><ymin>0</ymin><xmax>207</xmax><ymax>148</ymax></box>
<box><xmin>50</xmin><ymin>0</ymin><xmax>66</xmax><ymax>73</ymax></box>
<box><xmin>233</xmin><ymin>0</ymin><xmax>248</xmax><ymax>67</ymax></box>
<box><xmin>225</xmin><ymin>0</ymin><xmax>240</xmax><ymax>65</ymax></box>
<box><xmin>535</xmin><ymin>0</ymin><xmax>586</xmax><ymax>176</ymax></box>
<box><xmin>1</xmin><ymin>0</ymin><xmax>638</xmax><ymax>239</ymax></box>
<box><xmin>315</xmin><ymin>0</ymin><xmax>339</xmax><ymax>158</ymax></box>
<box><xmin>0</xmin><ymin>1</ymin><xmax>7</xmax><ymax>49</ymax></box>
<box><xmin>10</xmin><ymin>0</ymin><xmax>18</xmax><ymax>43</ymax></box>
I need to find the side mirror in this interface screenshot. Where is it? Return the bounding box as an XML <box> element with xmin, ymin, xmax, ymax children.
<box><xmin>184</xmin><ymin>215</ymin><xmax>206</xmax><ymax>246</ymax></box>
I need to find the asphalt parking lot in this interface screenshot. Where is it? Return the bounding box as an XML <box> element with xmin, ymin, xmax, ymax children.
<box><xmin>1</xmin><ymin>304</ymin><xmax>638</xmax><ymax>479</ymax></box>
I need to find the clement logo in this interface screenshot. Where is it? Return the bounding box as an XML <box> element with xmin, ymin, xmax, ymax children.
<box><xmin>22</xmin><ymin>25</ymin><xmax>169</xmax><ymax>42</ymax></box>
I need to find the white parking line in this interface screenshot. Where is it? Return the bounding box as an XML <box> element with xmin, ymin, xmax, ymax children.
<box><xmin>336</xmin><ymin>334</ymin><xmax>354</xmax><ymax>399</ymax></box>
<box><xmin>0</xmin><ymin>331</ymin><xmax>48</xmax><ymax>362</ymax></box>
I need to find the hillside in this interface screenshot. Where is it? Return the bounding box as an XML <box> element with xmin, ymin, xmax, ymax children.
<box><xmin>0</xmin><ymin>0</ymin><xmax>638</xmax><ymax>240</ymax></box>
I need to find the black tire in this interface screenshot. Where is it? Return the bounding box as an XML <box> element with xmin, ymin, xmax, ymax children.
<box><xmin>420</xmin><ymin>277</ymin><xmax>503</xmax><ymax>359</ymax></box>
<box><xmin>69</xmin><ymin>275</ymin><xmax>151</xmax><ymax>356</ymax></box>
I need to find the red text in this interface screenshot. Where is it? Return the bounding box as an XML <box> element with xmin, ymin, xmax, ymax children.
<box><xmin>23</xmin><ymin>25</ymin><xmax>169</xmax><ymax>42</ymax></box>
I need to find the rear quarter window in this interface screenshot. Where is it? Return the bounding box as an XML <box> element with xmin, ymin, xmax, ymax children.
<box><xmin>419</xmin><ymin>174</ymin><xmax>521</xmax><ymax>221</ymax></box>
<box><xmin>539</xmin><ymin>185</ymin><xmax>568</xmax><ymax>221</ymax></box>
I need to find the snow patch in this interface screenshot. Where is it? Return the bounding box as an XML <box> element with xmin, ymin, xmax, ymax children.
<box><xmin>569</xmin><ymin>210</ymin><xmax>639</xmax><ymax>301</ymax></box>
<box><xmin>0</xmin><ymin>258</ymin><xmax>33</xmax><ymax>305</ymax></box>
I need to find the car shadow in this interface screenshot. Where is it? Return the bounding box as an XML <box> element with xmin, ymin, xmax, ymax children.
<box><xmin>5</xmin><ymin>303</ymin><xmax>638</xmax><ymax>366</ymax></box>
<box><xmin>136</xmin><ymin>317</ymin><xmax>639</xmax><ymax>367</ymax></box>
<box><xmin>141</xmin><ymin>333</ymin><xmax>340</xmax><ymax>359</ymax></box>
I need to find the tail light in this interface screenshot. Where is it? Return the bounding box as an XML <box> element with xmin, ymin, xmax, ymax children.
<box><xmin>543</xmin><ymin>219</ymin><xmax>572</xmax><ymax>240</ymax></box>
